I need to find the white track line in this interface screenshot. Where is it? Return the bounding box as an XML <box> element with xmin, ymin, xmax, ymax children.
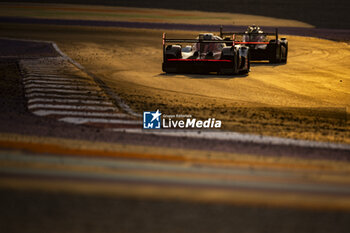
<box><xmin>28</xmin><ymin>104</ymin><xmax>118</xmax><ymax>111</ymax></box>
<box><xmin>18</xmin><ymin>41</ymin><xmax>141</xmax><ymax>118</ymax></box>
<box><xmin>111</xmin><ymin>129</ymin><xmax>350</xmax><ymax>151</ymax></box>
<box><xmin>32</xmin><ymin>110</ymin><xmax>129</xmax><ymax>118</ymax></box>
<box><xmin>23</xmin><ymin>76</ymin><xmax>91</xmax><ymax>82</ymax></box>
<box><xmin>27</xmin><ymin>98</ymin><xmax>114</xmax><ymax>106</ymax></box>
<box><xmin>25</xmin><ymin>72</ymin><xmax>73</xmax><ymax>76</ymax></box>
<box><xmin>59</xmin><ymin>117</ymin><xmax>141</xmax><ymax>125</ymax></box>
<box><xmin>25</xmin><ymin>88</ymin><xmax>101</xmax><ymax>95</ymax></box>
<box><xmin>24</xmin><ymin>83</ymin><xmax>101</xmax><ymax>90</ymax></box>
<box><xmin>25</xmin><ymin>93</ymin><xmax>107</xmax><ymax>99</ymax></box>
<box><xmin>50</xmin><ymin>42</ymin><xmax>142</xmax><ymax>118</ymax></box>
<box><xmin>25</xmin><ymin>70</ymin><xmax>63</xmax><ymax>72</ymax></box>
<box><xmin>23</xmin><ymin>80</ymin><xmax>94</xmax><ymax>85</ymax></box>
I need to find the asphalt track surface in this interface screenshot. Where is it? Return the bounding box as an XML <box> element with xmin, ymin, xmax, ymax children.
<box><xmin>1</xmin><ymin>18</ymin><xmax>350</xmax><ymax>233</ymax></box>
<box><xmin>2</xmin><ymin>149</ymin><xmax>350</xmax><ymax>233</ymax></box>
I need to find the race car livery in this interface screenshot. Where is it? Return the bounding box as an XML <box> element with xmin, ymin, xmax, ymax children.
<box><xmin>162</xmin><ymin>33</ymin><xmax>250</xmax><ymax>75</ymax></box>
<box><xmin>220</xmin><ymin>25</ymin><xmax>288</xmax><ymax>63</ymax></box>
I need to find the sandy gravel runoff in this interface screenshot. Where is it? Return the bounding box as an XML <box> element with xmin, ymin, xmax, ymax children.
<box><xmin>57</xmin><ymin>28</ymin><xmax>350</xmax><ymax>143</ymax></box>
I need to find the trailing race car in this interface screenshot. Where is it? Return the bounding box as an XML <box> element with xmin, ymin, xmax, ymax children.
<box><xmin>220</xmin><ymin>25</ymin><xmax>288</xmax><ymax>63</ymax></box>
<box><xmin>162</xmin><ymin>33</ymin><xmax>250</xmax><ymax>75</ymax></box>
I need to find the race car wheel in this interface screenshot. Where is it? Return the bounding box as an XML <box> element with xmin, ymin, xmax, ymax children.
<box><xmin>240</xmin><ymin>53</ymin><xmax>250</xmax><ymax>74</ymax></box>
<box><xmin>165</xmin><ymin>45</ymin><xmax>182</xmax><ymax>59</ymax></box>
<box><xmin>281</xmin><ymin>44</ymin><xmax>288</xmax><ymax>63</ymax></box>
<box><xmin>269</xmin><ymin>45</ymin><xmax>282</xmax><ymax>64</ymax></box>
<box><xmin>220</xmin><ymin>48</ymin><xmax>238</xmax><ymax>74</ymax></box>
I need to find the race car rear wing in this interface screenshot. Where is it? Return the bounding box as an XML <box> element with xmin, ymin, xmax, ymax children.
<box><xmin>162</xmin><ymin>32</ymin><xmax>237</xmax><ymax>59</ymax></box>
<box><xmin>162</xmin><ymin>33</ymin><xmax>235</xmax><ymax>45</ymax></box>
<box><xmin>219</xmin><ymin>26</ymin><xmax>279</xmax><ymax>44</ymax></box>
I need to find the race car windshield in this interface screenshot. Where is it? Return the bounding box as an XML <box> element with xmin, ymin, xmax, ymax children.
<box><xmin>194</xmin><ymin>42</ymin><xmax>217</xmax><ymax>53</ymax></box>
<box><xmin>243</xmin><ymin>34</ymin><xmax>267</xmax><ymax>42</ymax></box>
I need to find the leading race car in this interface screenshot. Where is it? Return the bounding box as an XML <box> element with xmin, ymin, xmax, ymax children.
<box><xmin>162</xmin><ymin>33</ymin><xmax>250</xmax><ymax>75</ymax></box>
<box><xmin>220</xmin><ymin>25</ymin><xmax>288</xmax><ymax>63</ymax></box>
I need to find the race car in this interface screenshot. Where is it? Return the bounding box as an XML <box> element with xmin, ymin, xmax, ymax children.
<box><xmin>220</xmin><ymin>25</ymin><xmax>288</xmax><ymax>63</ymax></box>
<box><xmin>162</xmin><ymin>33</ymin><xmax>250</xmax><ymax>75</ymax></box>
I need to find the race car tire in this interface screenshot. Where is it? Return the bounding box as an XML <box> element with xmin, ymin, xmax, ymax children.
<box><xmin>220</xmin><ymin>48</ymin><xmax>238</xmax><ymax>74</ymax></box>
<box><xmin>239</xmin><ymin>53</ymin><xmax>250</xmax><ymax>74</ymax></box>
<box><xmin>281</xmin><ymin>44</ymin><xmax>288</xmax><ymax>63</ymax></box>
<box><xmin>165</xmin><ymin>45</ymin><xmax>182</xmax><ymax>59</ymax></box>
<box><xmin>269</xmin><ymin>45</ymin><xmax>282</xmax><ymax>64</ymax></box>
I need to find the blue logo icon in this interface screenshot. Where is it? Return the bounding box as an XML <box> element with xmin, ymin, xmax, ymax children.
<box><xmin>143</xmin><ymin>110</ymin><xmax>162</xmax><ymax>129</ymax></box>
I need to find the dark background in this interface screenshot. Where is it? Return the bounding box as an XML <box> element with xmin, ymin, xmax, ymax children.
<box><xmin>1</xmin><ymin>0</ymin><xmax>350</xmax><ymax>29</ymax></box>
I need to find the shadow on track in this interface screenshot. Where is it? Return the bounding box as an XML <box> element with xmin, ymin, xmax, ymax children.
<box><xmin>250</xmin><ymin>61</ymin><xmax>287</xmax><ymax>67</ymax></box>
<box><xmin>156</xmin><ymin>61</ymin><xmax>286</xmax><ymax>79</ymax></box>
<box><xmin>156</xmin><ymin>72</ymin><xmax>248</xmax><ymax>79</ymax></box>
